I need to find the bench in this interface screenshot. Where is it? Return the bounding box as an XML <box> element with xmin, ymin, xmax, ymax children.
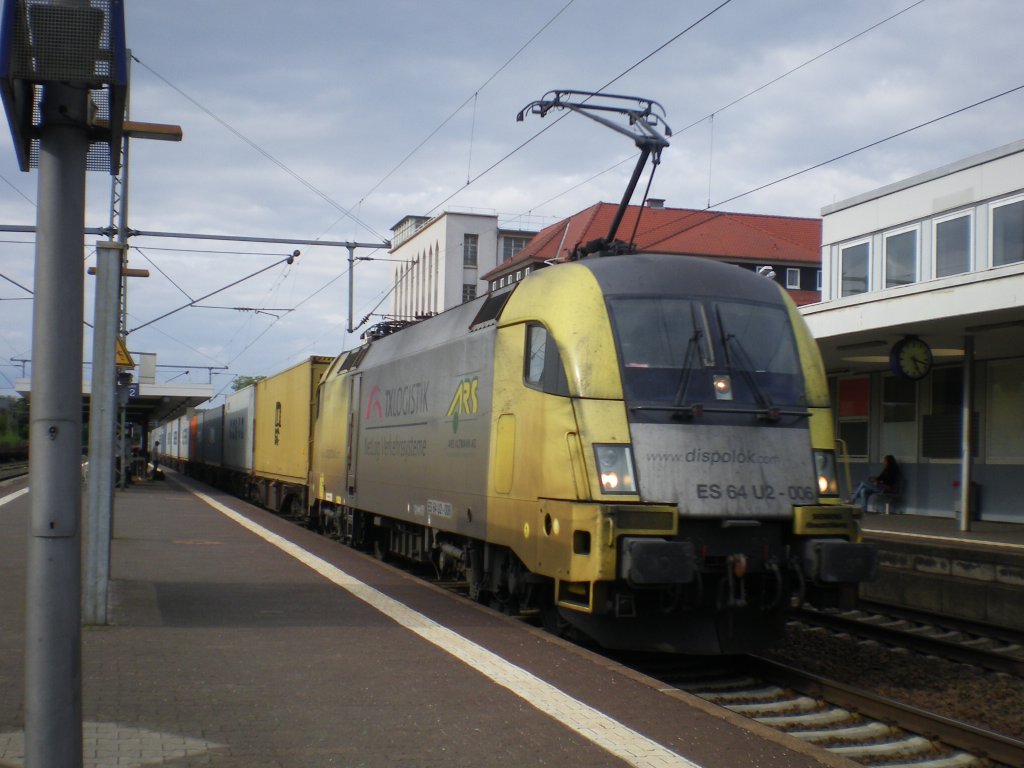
<box><xmin>867</xmin><ymin>480</ymin><xmax>902</xmax><ymax>515</ymax></box>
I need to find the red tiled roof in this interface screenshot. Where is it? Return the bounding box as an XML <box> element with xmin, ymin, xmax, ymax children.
<box><xmin>484</xmin><ymin>202</ymin><xmax>822</xmax><ymax>280</ymax></box>
<box><xmin>788</xmin><ymin>289</ymin><xmax>821</xmax><ymax>307</ymax></box>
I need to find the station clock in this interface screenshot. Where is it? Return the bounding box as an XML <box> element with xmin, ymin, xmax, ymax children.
<box><xmin>890</xmin><ymin>335</ymin><xmax>933</xmax><ymax>380</ymax></box>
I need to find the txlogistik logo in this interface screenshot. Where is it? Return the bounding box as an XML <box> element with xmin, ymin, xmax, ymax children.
<box><xmin>446</xmin><ymin>376</ymin><xmax>478</xmax><ymax>433</ymax></box>
<box><xmin>364</xmin><ymin>381</ymin><xmax>430</xmax><ymax>422</ymax></box>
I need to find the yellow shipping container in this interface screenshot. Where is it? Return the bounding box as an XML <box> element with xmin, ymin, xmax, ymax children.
<box><xmin>253</xmin><ymin>356</ymin><xmax>332</xmax><ymax>484</ymax></box>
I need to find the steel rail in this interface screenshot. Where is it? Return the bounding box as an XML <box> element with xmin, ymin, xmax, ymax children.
<box><xmin>746</xmin><ymin>655</ymin><xmax>1024</xmax><ymax>767</ymax></box>
<box><xmin>793</xmin><ymin>606</ymin><xmax>1024</xmax><ymax>677</ymax></box>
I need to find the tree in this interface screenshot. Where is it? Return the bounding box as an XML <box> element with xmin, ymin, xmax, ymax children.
<box><xmin>231</xmin><ymin>375</ymin><xmax>265</xmax><ymax>392</ymax></box>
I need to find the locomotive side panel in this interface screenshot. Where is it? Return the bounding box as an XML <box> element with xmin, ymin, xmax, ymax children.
<box><xmin>487</xmin><ymin>321</ymin><xmax>595</xmax><ymax>574</ymax></box>
<box><xmin>351</xmin><ymin>328</ymin><xmax>494</xmax><ymax>541</ymax></box>
<box><xmin>486</xmin><ymin>264</ymin><xmax>646</xmax><ymax>596</ymax></box>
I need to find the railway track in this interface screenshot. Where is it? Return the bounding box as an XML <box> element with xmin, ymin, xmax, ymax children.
<box><xmin>287</xmin><ymin>506</ymin><xmax>1024</xmax><ymax>766</ymax></box>
<box><xmin>429</xmin><ymin>569</ymin><xmax>1024</xmax><ymax>766</ymax></box>
<box><xmin>638</xmin><ymin>654</ymin><xmax>1023</xmax><ymax>767</ymax></box>
<box><xmin>792</xmin><ymin>604</ymin><xmax>1024</xmax><ymax>677</ymax></box>
<box><xmin>0</xmin><ymin>461</ymin><xmax>28</xmax><ymax>483</ymax></box>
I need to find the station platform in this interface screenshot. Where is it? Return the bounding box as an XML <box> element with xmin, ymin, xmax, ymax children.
<box><xmin>859</xmin><ymin>510</ymin><xmax>1024</xmax><ymax>630</ymax></box>
<box><xmin>0</xmin><ymin>473</ymin><xmax>853</xmax><ymax>768</ymax></box>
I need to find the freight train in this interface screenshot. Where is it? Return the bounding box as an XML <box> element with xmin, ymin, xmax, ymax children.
<box><xmin>155</xmin><ymin>253</ymin><xmax>877</xmax><ymax>654</ymax></box>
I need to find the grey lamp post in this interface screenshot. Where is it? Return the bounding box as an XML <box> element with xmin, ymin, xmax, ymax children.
<box><xmin>0</xmin><ymin>1</ymin><xmax>127</xmax><ymax>765</ymax></box>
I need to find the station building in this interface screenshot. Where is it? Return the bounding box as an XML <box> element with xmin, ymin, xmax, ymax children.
<box><xmin>388</xmin><ymin>211</ymin><xmax>534</xmax><ymax>320</ymax></box>
<box><xmin>804</xmin><ymin>140</ymin><xmax>1024</xmax><ymax>524</ymax></box>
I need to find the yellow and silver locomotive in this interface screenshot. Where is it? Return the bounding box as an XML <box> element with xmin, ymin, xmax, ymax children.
<box><xmin>310</xmin><ymin>253</ymin><xmax>876</xmax><ymax>654</ymax></box>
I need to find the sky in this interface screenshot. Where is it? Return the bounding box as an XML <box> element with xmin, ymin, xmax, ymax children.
<box><xmin>1</xmin><ymin>0</ymin><xmax>1024</xmax><ymax>402</ymax></box>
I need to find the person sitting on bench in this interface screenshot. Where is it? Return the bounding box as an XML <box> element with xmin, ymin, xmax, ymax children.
<box><xmin>849</xmin><ymin>454</ymin><xmax>900</xmax><ymax>511</ymax></box>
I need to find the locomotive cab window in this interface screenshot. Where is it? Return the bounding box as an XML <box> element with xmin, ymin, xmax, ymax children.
<box><xmin>608</xmin><ymin>296</ymin><xmax>804</xmax><ymax>409</ymax></box>
<box><xmin>524</xmin><ymin>323</ymin><xmax>569</xmax><ymax>396</ymax></box>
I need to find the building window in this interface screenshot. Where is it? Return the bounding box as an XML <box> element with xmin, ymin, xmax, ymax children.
<box><xmin>922</xmin><ymin>366</ymin><xmax>976</xmax><ymax>459</ymax></box>
<box><xmin>515</xmin><ymin>270</ymin><xmax>522</xmax><ymax>282</ymax></box>
<box><xmin>840</xmin><ymin>241</ymin><xmax>869</xmax><ymax>296</ymax></box>
<box><xmin>881</xmin><ymin>374</ymin><xmax>916</xmax><ymax>458</ymax></box>
<box><xmin>462</xmin><ymin>283</ymin><xmax>477</xmax><ymax>303</ymax></box>
<box><xmin>837</xmin><ymin>376</ymin><xmax>869</xmax><ymax>457</ymax></box>
<box><xmin>991</xmin><ymin>197</ymin><xmax>1024</xmax><ymax>267</ymax></box>
<box><xmin>503</xmin><ymin>236</ymin><xmax>529</xmax><ymax>261</ymax></box>
<box><xmin>816</xmin><ymin>269</ymin><xmax>822</xmax><ymax>291</ymax></box>
<box><xmin>934</xmin><ymin>213</ymin><xmax>971</xmax><ymax>278</ymax></box>
<box><xmin>463</xmin><ymin>234</ymin><xmax>479</xmax><ymax>267</ymax></box>
<box><xmin>884</xmin><ymin>228</ymin><xmax>917</xmax><ymax>288</ymax></box>
<box><xmin>525</xmin><ymin>267</ymin><xmax>531</xmax><ymax>277</ymax></box>
<box><xmin>499</xmin><ymin>277</ymin><xmax>505</xmax><ymax>288</ymax></box>
<box><xmin>785</xmin><ymin>268</ymin><xmax>800</xmax><ymax>289</ymax></box>
<box><xmin>987</xmin><ymin>358</ymin><xmax>1024</xmax><ymax>460</ymax></box>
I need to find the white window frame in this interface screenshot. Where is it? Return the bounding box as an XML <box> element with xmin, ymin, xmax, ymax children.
<box><xmin>839</xmin><ymin>238</ymin><xmax>871</xmax><ymax>297</ymax></box>
<box><xmin>816</xmin><ymin>269</ymin><xmax>822</xmax><ymax>291</ymax></box>
<box><xmin>989</xmin><ymin>193</ymin><xmax>1024</xmax><ymax>269</ymax></box>
<box><xmin>785</xmin><ymin>268</ymin><xmax>800</xmax><ymax>289</ymax></box>
<box><xmin>463</xmin><ymin>233</ymin><xmax>479</xmax><ymax>267</ymax></box>
<box><xmin>883</xmin><ymin>224</ymin><xmax>919</xmax><ymax>289</ymax></box>
<box><xmin>932</xmin><ymin>210</ymin><xmax>973</xmax><ymax>279</ymax></box>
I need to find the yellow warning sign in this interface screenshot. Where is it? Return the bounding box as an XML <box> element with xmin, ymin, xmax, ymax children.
<box><xmin>116</xmin><ymin>338</ymin><xmax>135</xmax><ymax>368</ymax></box>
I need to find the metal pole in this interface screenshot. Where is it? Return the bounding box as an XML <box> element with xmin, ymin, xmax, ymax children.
<box><xmin>347</xmin><ymin>244</ymin><xmax>355</xmax><ymax>333</ymax></box>
<box><xmin>119</xmin><ymin>403</ymin><xmax>127</xmax><ymax>488</ymax></box>
<box><xmin>84</xmin><ymin>241</ymin><xmax>123</xmax><ymax>625</ymax></box>
<box><xmin>25</xmin><ymin>80</ymin><xmax>88</xmax><ymax>768</ymax></box>
<box><xmin>958</xmin><ymin>334</ymin><xmax>974</xmax><ymax>533</ymax></box>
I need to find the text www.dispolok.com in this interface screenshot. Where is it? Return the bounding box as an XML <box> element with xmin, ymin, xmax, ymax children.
<box><xmin>646</xmin><ymin>448</ymin><xmax>780</xmax><ymax>465</ymax></box>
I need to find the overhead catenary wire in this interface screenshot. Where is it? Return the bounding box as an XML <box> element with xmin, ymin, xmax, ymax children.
<box><xmin>512</xmin><ymin>0</ymin><xmax>928</xmax><ymax>218</ymax></box>
<box><xmin>423</xmin><ymin>0</ymin><xmax>736</xmax><ymax>216</ymax></box>
<box><xmin>353</xmin><ymin>0</ymin><xmax>577</xmax><ymax>210</ymax></box>
<box><xmin>710</xmin><ymin>82</ymin><xmax>1024</xmax><ymax>210</ymax></box>
<box><xmin>675</xmin><ymin>0</ymin><xmax>930</xmax><ymax>137</ymax></box>
<box><xmin>130</xmin><ymin>54</ymin><xmax>387</xmax><ymax>244</ymax></box>
<box><xmin>128</xmin><ymin>251</ymin><xmax>299</xmax><ymax>334</ymax></box>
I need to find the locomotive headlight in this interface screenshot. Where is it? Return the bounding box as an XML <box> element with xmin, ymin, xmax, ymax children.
<box><xmin>595</xmin><ymin>444</ymin><xmax>637</xmax><ymax>494</ymax></box>
<box><xmin>813</xmin><ymin>449</ymin><xmax>839</xmax><ymax>496</ymax></box>
<box><xmin>712</xmin><ymin>374</ymin><xmax>733</xmax><ymax>400</ymax></box>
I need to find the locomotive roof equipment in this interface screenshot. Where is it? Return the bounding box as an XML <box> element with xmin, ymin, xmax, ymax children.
<box><xmin>517</xmin><ymin>90</ymin><xmax>672</xmax><ymax>259</ymax></box>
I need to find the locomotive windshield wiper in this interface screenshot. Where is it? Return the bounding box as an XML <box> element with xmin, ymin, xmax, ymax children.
<box><xmin>671</xmin><ymin>303</ymin><xmax>708</xmax><ymax>418</ymax></box>
<box><xmin>715</xmin><ymin>307</ymin><xmax>779</xmax><ymax>422</ymax></box>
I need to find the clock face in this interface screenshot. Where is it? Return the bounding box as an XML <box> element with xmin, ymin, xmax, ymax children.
<box><xmin>891</xmin><ymin>336</ymin><xmax>932</xmax><ymax>380</ymax></box>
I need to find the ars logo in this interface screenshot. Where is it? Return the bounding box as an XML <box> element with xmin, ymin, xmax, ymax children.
<box><xmin>446</xmin><ymin>377</ymin><xmax>478</xmax><ymax>433</ymax></box>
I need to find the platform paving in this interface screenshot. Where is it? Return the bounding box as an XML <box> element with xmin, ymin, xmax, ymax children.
<box><xmin>0</xmin><ymin>473</ymin><xmax>854</xmax><ymax>768</ymax></box>
<box><xmin>862</xmin><ymin>509</ymin><xmax>1024</xmax><ymax>551</ymax></box>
